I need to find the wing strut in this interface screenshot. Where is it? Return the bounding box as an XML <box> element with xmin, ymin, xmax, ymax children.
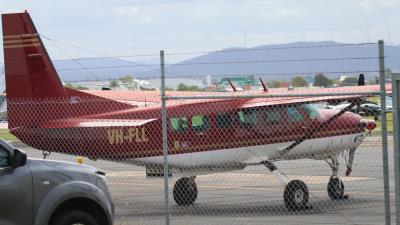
<box><xmin>281</xmin><ymin>100</ymin><xmax>360</xmax><ymax>155</ymax></box>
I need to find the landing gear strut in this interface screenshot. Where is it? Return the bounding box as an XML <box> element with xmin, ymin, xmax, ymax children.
<box><xmin>263</xmin><ymin>161</ymin><xmax>311</xmax><ymax>210</ymax></box>
<box><xmin>326</xmin><ymin>158</ymin><xmax>346</xmax><ymax>200</ymax></box>
<box><xmin>173</xmin><ymin>177</ymin><xmax>198</xmax><ymax>206</ymax></box>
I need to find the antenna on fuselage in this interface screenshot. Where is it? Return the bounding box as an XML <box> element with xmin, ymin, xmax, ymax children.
<box><xmin>227</xmin><ymin>79</ymin><xmax>237</xmax><ymax>92</ymax></box>
<box><xmin>259</xmin><ymin>77</ymin><xmax>268</xmax><ymax>92</ymax></box>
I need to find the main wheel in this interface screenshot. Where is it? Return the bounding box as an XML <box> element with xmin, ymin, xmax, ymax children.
<box><xmin>284</xmin><ymin>180</ymin><xmax>309</xmax><ymax>210</ymax></box>
<box><xmin>173</xmin><ymin>177</ymin><xmax>198</xmax><ymax>206</ymax></box>
<box><xmin>327</xmin><ymin>177</ymin><xmax>344</xmax><ymax>200</ymax></box>
<box><xmin>51</xmin><ymin>210</ymin><xmax>99</xmax><ymax>225</ymax></box>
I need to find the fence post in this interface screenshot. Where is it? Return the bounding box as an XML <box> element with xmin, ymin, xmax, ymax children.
<box><xmin>392</xmin><ymin>73</ymin><xmax>400</xmax><ymax>225</ymax></box>
<box><xmin>160</xmin><ymin>50</ymin><xmax>170</xmax><ymax>225</ymax></box>
<box><xmin>379</xmin><ymin>40</ymin><xmax>391</xmax><ymax>225</ymax></box>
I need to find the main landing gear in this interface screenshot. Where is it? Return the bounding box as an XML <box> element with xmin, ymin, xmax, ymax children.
<box><xmin>263</xmin><ymin>161</ymin><xmax>311</xmax><ymax>210</ymax></box>
<box><xmin>326</xmin><ymin>158</ymin><xmax>347</xmax><ymax>200</ymax></box>
<box><xmin>173</xmin><ymin>177</ymin><xmax>198</xmax><ymax>206</ymax></box>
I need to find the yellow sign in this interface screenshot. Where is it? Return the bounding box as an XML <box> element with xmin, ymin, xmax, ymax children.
<box><xmin>107</xmin><ymin>127</ymin><xmax>148</xmax><ymax>144</ymax></box>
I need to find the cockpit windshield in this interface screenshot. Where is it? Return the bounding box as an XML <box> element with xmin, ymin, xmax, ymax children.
<box><xmin>302</xmin><ymin>104</ymin><xmax>320</xmax><ymax>120</ymax></box>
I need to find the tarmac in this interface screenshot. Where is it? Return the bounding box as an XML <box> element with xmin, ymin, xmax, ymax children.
<box><xmin>18</xmin><ymin>136</ymin><xmax>396</xmax><ymax>225</ymax></box>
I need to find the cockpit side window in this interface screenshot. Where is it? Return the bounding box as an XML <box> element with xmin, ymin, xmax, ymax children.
<box><xmin>287</xmin><ymin>106</ymin><xmax>304</xmax><ymax>123</ymax></box>
<box><xmin>302</xmin><ymin>104</ymin><xmax>320</xmax><ymax>120</ymax></box>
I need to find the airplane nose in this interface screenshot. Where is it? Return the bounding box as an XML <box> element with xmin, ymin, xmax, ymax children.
<box><xmin>360</xmin><ymin>119</ymin><xmax>377</xmax><ymax>130</ymax></box>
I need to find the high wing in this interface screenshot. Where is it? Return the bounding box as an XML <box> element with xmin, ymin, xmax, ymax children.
<box><xmin>82</xmin><ymin>84</ymin><xmax>390</xmax><ymax>109</ymax></box>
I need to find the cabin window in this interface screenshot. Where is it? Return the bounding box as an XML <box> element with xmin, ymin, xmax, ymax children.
<box><xmin>169</xmin><ymin>117</ymin><xmax>188</xmax><ymax>132</ymax></box>
<box><xmin>287</xmin><ymin>106</ymin><xmax>304</xmax><ymax>123</ymax></box>
<box><xmin>215</xmin><ymin>113</ymin><xmax>232</xmax><ymax>129</ymax></box>
<box><xmin>237</xmin><ymin>109</ymin><xmax>257</xmax><ymax>126</ymax></box>
<box><xmin>192</xmin><ymin>115</ymin><xmax>210</xmax><ymax>133</ymax></box>
<box><xmin>302</xmin><ymin>104</ymin><xmax>320</xmax><ymax>120</ymax></box>
<box><xmin>264</xmin><ymin>110</ymin><xmax>281</xmax><ymax>125</ymax></box>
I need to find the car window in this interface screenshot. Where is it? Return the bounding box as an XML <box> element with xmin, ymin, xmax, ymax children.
<box><xmin>302</xmin><ymin>104</ymin><xmax>320</xmax><ymax>120</ymax></box>
<box><xmin>287</xmin><ymin>106</ymin><xmax>304</xmax><ymax>123</ymax></box>
<box><xmin>215</xmin><ymin>113</ymin><xmax>232</xmax><ymax>129</ymax></box>
<box><xmin>0</xmin><ymin>149</ymin><xmax>9</xmax><ymax>167</ymax></box>
<box><xmin>169</xmin><ymin>117</ymin><xmax>189</xmax><ymax>133</ymax></box>
<box><xmin>264</xmin><ymin>110</ymin><xmax>281</xmax><ymax>125</ymax></box>
<box><xmin>192</xmin><ymin>115</ymin><xmax>210</xmax><ymax>133</ymax></box>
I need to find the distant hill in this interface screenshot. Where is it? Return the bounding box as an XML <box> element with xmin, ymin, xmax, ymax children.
<box><xmin>1</xmin><ymin>41</ymin><xmax>399</xmax><ymax>83</ymax></box>
<box><xmin>163</xmin><ymin>41</ymin><xmax>400</xmax><ymax>81</ymax></box>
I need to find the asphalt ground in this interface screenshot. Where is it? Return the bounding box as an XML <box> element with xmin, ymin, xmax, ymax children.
<box><xmin>18</xmin><ymin>136</ymin><xmax>396</xmax><ymax>225</ymax></box>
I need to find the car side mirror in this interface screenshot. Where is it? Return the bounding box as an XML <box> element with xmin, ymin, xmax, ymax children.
<box><xmin>12</xmin><ymin>149</ymin><xmax>27</xmax><ymax>168</ymax></box>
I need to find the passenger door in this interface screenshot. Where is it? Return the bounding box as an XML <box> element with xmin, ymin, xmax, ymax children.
<box><xmin>0</xmin><ymin>145</ymin><xmax>33</xmax><ymax>225</ymax></box>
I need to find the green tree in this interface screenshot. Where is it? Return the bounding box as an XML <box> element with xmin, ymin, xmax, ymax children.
<box><xmin>269</xmin><ymin>80</ymin><xmax>281</xmax><ymax>88</ymax></box>
<box><xmin>291</xmin><ymin>76</ymin><xmax>308</xmax><ymax>87</ymax></box>
<box><xmin>119</xmin><ymin>75</ymin><xmax>137</xmax><ymax>90</ymax></box>
<box><xmin>313</xmin><ymin>73</ymin><xmax>332</xmax><ymax>87</ymax></box>
<box><xmin>341</xmin><ymin>77</ymin><xmax>359</xmax><ymax>86</ymax></box>
<box><xmin>109</xmin><ymin>80</ymin><xmax>119</xmax><ymax>89</ymax></box>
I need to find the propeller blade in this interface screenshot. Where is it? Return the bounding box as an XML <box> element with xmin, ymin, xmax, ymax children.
<box><xmin>345</xmin><ymin>148</ymin><xmax>356</xmax><ymax>176</ymax></box>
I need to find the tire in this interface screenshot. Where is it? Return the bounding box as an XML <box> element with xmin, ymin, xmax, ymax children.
<box><xmin>327</xmin><ymin>177</ymin><xmax>344</xmax><ymax>200</ymax></box>
<box><xmin>173</xmin><ymin>177</ymin><xmax>198</xmax><ymax>206</ymax></box>
<box><xmin>284</xmin><ymin>180</ymin><xmax>309</xmax><ymax>210</ymax></box>
<box><xmin>51</xmin><ymin>210</ymin><xmax>99</xmax><ymax>225</ymax></box>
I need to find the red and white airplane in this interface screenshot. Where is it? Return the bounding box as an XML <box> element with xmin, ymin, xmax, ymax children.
<box><xmin>2</xmin><ymin>11</ymin><xmax>386</xmax><ymax>209</ymax></box>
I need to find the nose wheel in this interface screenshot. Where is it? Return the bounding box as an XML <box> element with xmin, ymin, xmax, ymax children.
<box><xmin>173</xmin><ymin>177</ymin><xmax>198</xmax><ymax>206</ymax></box>
<box><xmin>325</xmin><ymin>157</ymin><xmax>348</xmax><ymax>200</ymax></box>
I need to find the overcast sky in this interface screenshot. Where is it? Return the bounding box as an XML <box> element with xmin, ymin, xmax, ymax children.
<box><xmin>1</xmin><ymin>0</ymin><xmax>400</xmax><ymax>63</ymax></box>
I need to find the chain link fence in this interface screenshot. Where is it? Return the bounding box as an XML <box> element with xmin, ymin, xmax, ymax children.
<box><xmin>4</xmin><ymin>41</ymin><xmax>397</xmax><ymax>225</ymax></box>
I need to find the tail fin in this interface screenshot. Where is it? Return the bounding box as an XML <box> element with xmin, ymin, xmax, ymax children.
<box><xmin>2</xmin><ymin>11</ymin><xmax>67</xmax><ymax>98</ymax></box>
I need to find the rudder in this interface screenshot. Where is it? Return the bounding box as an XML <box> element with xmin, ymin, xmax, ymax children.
<box><xmin>2</xmin><ymin>11</ymin><xmax>67</xmax><ymax>99</ymax></box>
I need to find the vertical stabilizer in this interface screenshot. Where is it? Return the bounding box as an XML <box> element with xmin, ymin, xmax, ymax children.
<box><xmin>2</xmin><ymin>11</ymin><xmax>67</xmax><ymax>98</ymax></box>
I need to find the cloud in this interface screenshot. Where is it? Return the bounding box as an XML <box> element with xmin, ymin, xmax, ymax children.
<box><xmin>115</xmin><ymin>5</ymin><xmax>140</xmax><ymax>17</ymax></box>
<box><xmin>360</xmin><ymin>0</ymin><xmax>400</xmax><ymax>11</ymax></box>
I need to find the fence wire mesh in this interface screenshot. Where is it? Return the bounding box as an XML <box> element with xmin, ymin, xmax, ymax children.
<box><xmin>5</xmin><ymin>86</ymin><xmax>394</xmax><ymax>225</ymax></box>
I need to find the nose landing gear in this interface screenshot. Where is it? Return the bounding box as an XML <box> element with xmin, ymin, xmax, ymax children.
<box><xmin>326</xmin><ymin>157</ymin><xmax>348</xmax><ymax>200</ymax></box>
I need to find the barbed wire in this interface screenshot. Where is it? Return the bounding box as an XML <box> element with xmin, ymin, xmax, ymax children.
<box><xmin>37</xmin><ymin>34</ymin><xmax>378</xmax><ymax>61</ymax></box>
<box><xmin>51</xmin><ymin>42</ymin><xmax>378</xmax><ymax>61</ymax></box>
<box><xmin>54</xmin><ymin>56</ymin><xmax>381</xmax><ymax>71</ymax></box>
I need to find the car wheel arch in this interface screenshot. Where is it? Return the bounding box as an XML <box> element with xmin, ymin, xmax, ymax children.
<box><xmin>33</xmin><ymin>182</ymin><xmax>112</xmax><ymax>225</ymax></box>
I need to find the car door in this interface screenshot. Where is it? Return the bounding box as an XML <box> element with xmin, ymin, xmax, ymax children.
<box><xmin>0</xmin><ymin>144</ymin><xmax>33</xmax><ymax>225</ymax></box>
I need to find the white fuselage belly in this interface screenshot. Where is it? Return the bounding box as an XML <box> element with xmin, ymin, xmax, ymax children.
<box><xmin>134</xmin><ymin>133</ymin><xmax>365</xmax><ymax>169</ymax></box>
